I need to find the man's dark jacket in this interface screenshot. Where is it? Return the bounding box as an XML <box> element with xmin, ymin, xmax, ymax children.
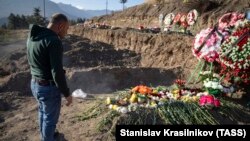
<box><xmin>27</xmin><ymin>24</ymin><xmax>70</xmax><ymax>97</ymax></box>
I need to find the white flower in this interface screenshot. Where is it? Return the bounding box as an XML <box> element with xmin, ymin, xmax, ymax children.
<box><xmin>158</xmin><ymin>101</ymin><xmax>165</xmax><ymax>106</ymax></box>
<box><xmin>229</xmin><ymin>86</ymin><xmax>234</xmax><ymax>92</ymax></box>
<box><xmin>218</xmin><ymin>85</ymin><xmax>223</xmax><ymax>90</ymax></box>
<box><xmin>120</xmin><ymin>107</ymin><xmax>128</xmax><ymax>114</ymax></box>
<box><xmin>128</xmin><ymin>103</ymin><xmax>138</xmax><ymax>112</ymax></box>
<box><xmin>211</xmin><ymin>82</ymin><xmax>218</xmax><ymax>89</ymax></box>
<box><xmin>166</xmin><ymin>93</ymin><xmax>173</xmax><ymax>99</ymax></box>
<box><xmin>108</xmin><ymin>105</ymin><xmax>113</xmax><ymax>109</ymax></box>
<box><xmin>204</xmin><ymin>81</ymin><xmax>213</xmax><ymax>88</ymax></box>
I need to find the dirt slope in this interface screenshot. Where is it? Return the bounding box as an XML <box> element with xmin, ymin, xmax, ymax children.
<box><xmin>69</xmin><ymin>27</ymin><xmax>197</xmax><ymax>80</ymax></box>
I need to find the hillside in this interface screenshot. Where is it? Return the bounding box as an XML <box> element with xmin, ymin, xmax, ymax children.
<box><xmin>94</xmin><ymin>0</ymin><xmax>250</xmax><ymax>33</ymax></box>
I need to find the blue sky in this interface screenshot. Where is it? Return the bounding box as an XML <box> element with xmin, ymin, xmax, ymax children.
<box><xmin>50</xmin><ymin>0</ymin><xmax>145</xmax><ymax>10</ymax></box>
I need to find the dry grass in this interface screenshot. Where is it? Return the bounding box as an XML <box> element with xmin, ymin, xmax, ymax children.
<box><xmin>0</xmin><ymin>29</ymin><xmax>28</xmax><ymax>44</ymax></box>
<box><xmin>144</xmin><ymin>0</ymin><xmax>165</xmax><ymax>4</ymax></box>
<box><xmin>183</xmin><ymin>0</ymin><xmax>220</xmax><ymax>13</ymax></box>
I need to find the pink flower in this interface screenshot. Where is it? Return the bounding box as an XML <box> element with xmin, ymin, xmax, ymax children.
<box><xmin>199</xmin><ymin>95</ymin><xmax>214</xmax><ymax>106</ymax></box>
<box><xmin>199</xmin><ymin>95</ymin><xmax>220</xmax><ymax>108</ymax></box>
<box><xmin>206</xmin><ymin>95</ymin><xmax>214</xmax><ymax>105</ymax></box>
<box><xmin>199</xmin><ymin>96</ymin><xmax>207</xmax><ymax>106</ymax></box>
<box><xmin>193</xmin><ymin>28</ymin><xmax>228</xmax><ymax>62</ymax></box>
<box><xmin>206</xmin><ymin>57</ymin><xmax>215</xmax><ymax>63</ymax></box>
<box><xmin>219</xmin><ymin>12</ymin><xmax>245</xmax><ymax>29</ymax></box>
<box><xmin>214</xmin><ymin>99</ymin><xmax>221</xmax><ymax>107</ymax></box>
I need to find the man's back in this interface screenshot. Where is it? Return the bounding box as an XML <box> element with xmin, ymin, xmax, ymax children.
<box><xmin>27</xmin><ymin>24</ymin><xmax>62</xmax><ymax>80</ymax></box>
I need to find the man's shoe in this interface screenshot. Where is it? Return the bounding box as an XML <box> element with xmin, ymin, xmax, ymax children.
<box><xmin>54</xmin><ymin>129</ymin><xmax>59</xmax><ymax>137</ymax></box>
<box><xmin>54</xmin><ymin>130</ymin><xmax>63</xmax><ymax>141</ymax></box>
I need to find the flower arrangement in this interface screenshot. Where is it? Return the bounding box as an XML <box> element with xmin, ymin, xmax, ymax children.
<box><xmin>180</xmin><ymin>14</ymin><xmax>188</xmax><ymax>28</ymax></box>
<box><xmin>164</xmin><ymin>9</ymin><xmax>198</xmax><ymax>33</ymax></box>
<box><xmin>199</xmin><ymin>71</ymin><xmax>223</xmax><ymax>97</ymax></box>
<box><xmin>164</xmin><ymin>13</ymin><xmax>175</xmax><ymax>32</ymax></box>
<box><xmin>219</xmin><ymin>19</ymin><xmax>250</xmax><ymax>84</ymax></box>
<box><xmin>203</xmin><ymin>78</ymin><xmax>223</xmax><ymax>97</ymax></box>
<box><xmin>199</xmin><ymin>71</ymin><xmax>220</xmax><ymax>81</ymax></box>
<box><xmin>193</xmin><ymin>27</ymin><xmax>229</xmax><ymax>62</ymax></box>
<box><xmin>187</xmin><ymin>9</ymin><xmax>198</xmax><ymax>26</ymax></box>
<box><xmin>172</xmin><ymin>13</ymin><xmax>189</xmax><ymax>32</ymax></box>
<box><xmin>199</xmin><ymin>95</ymin><xmax>220</xmax><ymax>108</ymax></box>
<box><xmin>164</xmin><ymin>13</ymin><xmax>175</xmax><ymax>26</ymax></box>
<box><xmin>173</xmin><ymin>13</ymin><xmax>182</xmax><ymax>25</ymax></box>
<box><xmin>218</xmin><ymin>12</ymin><xmax>245</xmax><ymax>30</ymax></box>
<box><xmin>180</xmin><ymin>95</ymin><xmax>199</xmax><ymax>103</ymax></box>
<box><xmin>131</xmin><ymin>85</ymin><xmax>153</xmax><ymax>95</ymax></box>
<box><xmin>174</xmin><ymin>79</ymin><xmax>186</xmax><ymax>89</ymax></box>
<box><xmin>105</xmin><ymin>85</ymin><xmax>201</xmax><ymax>113</ymax></box>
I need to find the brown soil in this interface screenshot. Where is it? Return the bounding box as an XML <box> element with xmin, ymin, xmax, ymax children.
<box><xmin>1</xmin><ymin>0</ymin><xmax>250</xmax><ymax>140</ymax></box>
<box><xmin>0</xmin><ymin>34</ymin><xmax>185</xmax><ymax>141</ymax></box>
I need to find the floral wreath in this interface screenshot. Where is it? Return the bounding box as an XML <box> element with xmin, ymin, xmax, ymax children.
<box><xmin>219</xmin><ymin>20</ymin><xmax>250</xmax><ymax>84</ymax></box>
<box><xmin>192</xmin><ymin>27</ymin><xmax>229</xmax><ymax>62</ymax></box>
<box><xmin>180</xmin><ymin>14</ymin><xmax>188</xmax><ymax>28</ymax></box>
<box><xmin>187</xmin><ymin>9</ymin><xmax>198</xmax><ymax>26</ymax></box>
<box><xmin>173</xmin><ymin>13</ymin><xmax>182</xmax><ymax>25</ymax></box>
<box><xmin>164</xmin><ymin>13</ymin><xmax>175</xmax><ymax>26</ymax></box>
<box><xmin>218</xmin><ymin>12</ymin><xmax>245</xmax><ymax>30</ymax></box>
<box><xmin>163</xmin><ymin>13</ymin><xmax>175</xmax><ymax>31</ymax></box>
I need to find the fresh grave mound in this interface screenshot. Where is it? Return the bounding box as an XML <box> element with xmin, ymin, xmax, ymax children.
<box><xmin>76</xmin><ymin>71</ymin><xmax>250</xmax><ymax>136</ymax></box>
<box><xmin>68</xmin><ymin>67</ymin><xmax>182</xmax><ymax>94</ymax></box>
<box><xmin>0</xmin><ymin>48</ymin><xmax>28</xmax><ymax>78</ymax></box>
<box><xmin>0</xmin><ymin>71</ymin><xmax>31</xmax><ymax>95</ymax></box>
<box><xmin>77</xmin><ymin>91</ymin><xmax>250</xmax><ymax>136</ymax></box>
<box><xmin>62</xmin><ymin>35</ymin><xmax>141</xmax><ymax>68</ymax></box>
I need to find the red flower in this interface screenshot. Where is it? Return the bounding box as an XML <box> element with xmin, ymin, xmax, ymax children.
<box><xmin>174</xmin><ymin>79</ymin><xmax>186</xmax><ymax>86</ymax></box>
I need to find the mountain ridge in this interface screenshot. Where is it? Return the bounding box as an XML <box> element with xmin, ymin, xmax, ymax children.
<box><xmin>0</xmin><ymin>0</ymin><xmax>109</xmax><ymax>25</ymax></box>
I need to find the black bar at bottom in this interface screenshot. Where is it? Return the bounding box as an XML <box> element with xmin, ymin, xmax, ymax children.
<box><xmin>116</xmin><ymin>125</ymin><xmax>250</xmax><ymax>140</ymax></box>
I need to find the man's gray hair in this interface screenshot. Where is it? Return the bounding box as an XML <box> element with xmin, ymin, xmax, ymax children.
<box><xmin>50</xmin><ymin>13</ymin><xmax>68</xmax><ymax>24</ymax></box>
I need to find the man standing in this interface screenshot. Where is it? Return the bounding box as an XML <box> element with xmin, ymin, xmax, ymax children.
<box><xmin>27</xmin><ymin>13</ymin><xmax>72</xmax><ymax>141</ymax></box>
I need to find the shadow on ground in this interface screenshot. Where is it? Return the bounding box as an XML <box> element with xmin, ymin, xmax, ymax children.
<box><xmin>68</xmin><ymin>67</ymin><xmax>182</xmax><ymax>94</ymax></box>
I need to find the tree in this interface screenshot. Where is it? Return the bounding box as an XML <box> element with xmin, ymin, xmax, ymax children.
<box><xmin>69</xmin><ymin>20</ymin><xmax>77</xmax><ymax>25</ymax></box>
<box><xmin>120</xmin><ymin>0</ymin><xmax>127</xmax><ymax>11</ymax></box>
<box><xmin>33</xmin><ymin>7</ymin><xmax>45</xmax><ymax>26</ymax></box>
<box><xmin>26</xmin><ymin>15</ymin><xmax>34</xmax><ymax>24</ymax></box>
<box><xmin>8</xmin><ymin>13</ymin><xmax>16</xmax><ymax>29</ymax></box>
<box><xmin>78</xmin><ymin>18</ymin><xmax>86</xmax><ymax>24</ymax></box>
<box><xmin>15</xmin><ymin>14</ymin><xmax>21</xmax><ymax>29</ymax></box>
<box><xmin>7</xmin><ymin>13</ymin><xmax>30</xmax><ymax>29</ymax></box>
<box><xmin>21</xmin><ymin>15</ymin><xmax>29</xmax><ymax>29</ymax></box>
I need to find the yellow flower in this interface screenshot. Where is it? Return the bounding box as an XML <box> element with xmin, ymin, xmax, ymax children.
<box><xmin>129</xmin><ymin>93</ymin><xmax>138</xmax><ymax>103</ymax></box>
<box><xmin>112</xmin><ymin>105</ymin><xmax>118</xmax><ymax>110</ymax></box>
<box><xmin>106</xmin><ymin>97</ymin><xmax>111</xmax><ymax>105</ymax></box>
<box><xmin>150</xmin><ymin>101</ymin><xmax>157</xmax><ymax>107</ymax></box>
<box><xmin>172</xmin><ymin>89</ymin><xmax>179</xmax><ymax>94</ymax></box>
<box><xmin>192</xmin><ymin>96</ymin><xmax>199</xmax><ymax>102</ymax></box>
